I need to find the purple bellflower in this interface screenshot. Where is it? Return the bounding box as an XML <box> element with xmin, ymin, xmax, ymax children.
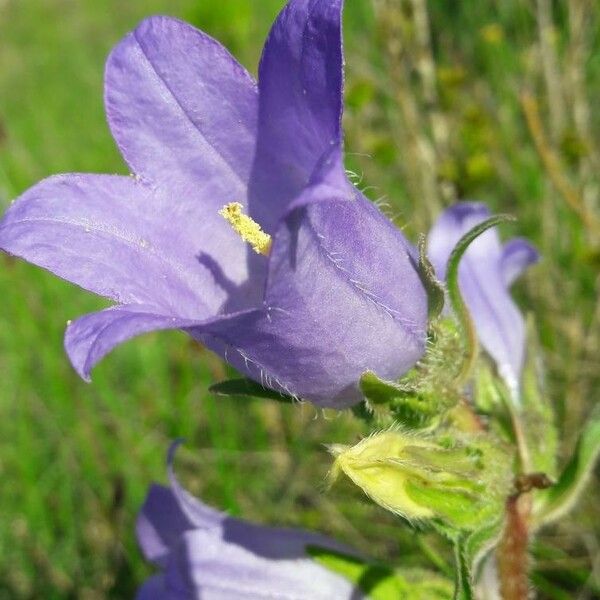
<box><xmin>427</xmin><ymin>202</ymin><xmax>539</xmax><ymax>396</ymax></box>
<box><xmin>136</xmin><ymin>444</ymin><xmax>364</xmax><ymax>599</ymax></box>
<box><xmin>0</xmin><ymin>0</ymin><xmax>427</xmax><ymax>408</ymax></box>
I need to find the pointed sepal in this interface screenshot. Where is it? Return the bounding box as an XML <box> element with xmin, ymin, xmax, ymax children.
<box><xmin>418</xmin><ymin>234</ymin><xmax>446</xmax><ymax>321</ymax></box>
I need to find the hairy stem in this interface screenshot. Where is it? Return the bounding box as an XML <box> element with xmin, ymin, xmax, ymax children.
<box><xmin>497</xmin><ymin>494</ymin><xmax>532</xmax><ymax>600</ymax></box>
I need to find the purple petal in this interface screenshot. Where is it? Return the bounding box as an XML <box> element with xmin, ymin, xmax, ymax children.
<box><xmin>136</xmin><ymin>443</ymin><xmax>363</xmax><ymax>599</ymax></box>
<box><xmin>106</xmin><ymin>15</ymin><xmax>257</xmax><ymax>194</ymax></box>
<box><xmin>106</xmin><ymin>16</ymin><xmax>267</xmax><ymax>308</ymax></box>
<box><xmin>137</xmin><ymin>440</ymin><xmax>225</xmax><ymax>566</ymax></box>
<box><xmin>137</xmin><ymin>484</ymin><xmax>224</xmax><ymax>566</ymax></box>
<box><xmin>64</xmin><ymin>304</ymin><xmax>261</xmax><ymax>381</ymax></box>
<box><xmin>3</xmin><ymin>5</ymin><xmax>427</xmax><ymax>406</ymax></box>
<box><xmin>501</xmin><ymin>238</ymin><xmax>539</xmax><ymax>287</ymax></box>
<box><xmin>195</xmin><ymin>186</ymin><xmax>427</xmax><ymax>408</ymax></box>
<box><xmin>0</xmin><ymin>174</ymin><xmax>259</xmax><ymax>317</ymax></box>
<box><xmin>138</xmin><ymin>441</ymin><xmax>350</xmax><ymax>563</ymax></box>
<box><xmin>427</xmin><ymin>202</ymin><xmax>528</xmax><ymax>391</ymax></box>
<box><xmin>250</xmin><ymin>0</ymin><xmax>344</xmax><ymax>229</ymax></box>
<box><xmin>64</xmin><ymin>305</ymin><xmax>209</xmax><ymax>380</ymax></box>
<box><xmin>163</xmin><ymin>529</ymin><xmax>360</xmax><ymax>600</ymax></box>
<box><xmin>4</xmin><ymin>156</ymin><xmax>425</xmax><ymax>403</ymax></box>
<box><xmin>427</xmin><ymin>202</ymin><xmax>494</xmax><ymax>280</ymax></box>
<box><xmin>141</xmin><ymin>482</ymin><xmax>354</xmax><ymax>569</ymax></box>
<box><xmin>135</xmin><ymin>576</ymin><xmax>168</xmax><ymax>600</ymax></box>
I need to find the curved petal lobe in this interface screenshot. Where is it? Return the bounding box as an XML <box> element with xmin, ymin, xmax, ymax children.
<box><xmin>0</xmin><ymin>174</ymin><xmax>224</xmax><ymax>314</ymax></box>
<box><xmin>64</xmin><ymin>304</ymin><xmax>207</xmax><ymax>380</ymax></box>
<box><xmin>137</xmin><ymin>483</ymin><xmax>224</xmax><ymax>566</ymax></box>
<box><xmin>106</xmin><ymin>17</ymin><xmax>265</xmax><ymax>306</ymax></box>
<box><xmin>135</xmin><ymin>576</ymin><xmax>168</xmax><ymax>600</ymax></box>
<box><xmin>105</xmin><ymin>15</ymin><xmax>257</xmax><ymax>191</ymax></box>
<box><xmin>501</xmin><ymin>238</ymin><xmax>539</xmax><ymax>287</ymax></box>
<box><xmin>250</xmin><ymin>0</ymin><xmax>344</xmax><ymax>228</ymax></box>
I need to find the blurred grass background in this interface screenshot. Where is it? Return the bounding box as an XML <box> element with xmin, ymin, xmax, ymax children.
<box><xmin>0</xmin><ymin>0</ymin><xmax>598</xmax><ymax>598</ymax></box>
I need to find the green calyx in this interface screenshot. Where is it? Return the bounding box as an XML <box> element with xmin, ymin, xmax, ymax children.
<box><xmin>360</xmin><ymin>318</ymin><xmax>467</xmax><ymax>430</ymax></box>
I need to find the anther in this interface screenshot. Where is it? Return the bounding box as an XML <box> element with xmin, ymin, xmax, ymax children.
<box><xmin>218</xmin><ymin>202</ymin><xmax>272</xmax><ymax>256</ymax></box>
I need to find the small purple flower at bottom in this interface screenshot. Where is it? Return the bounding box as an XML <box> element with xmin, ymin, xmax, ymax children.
<box><xmin>427</xmin><ymin>202</ymin><xmax>539</xmax><ymax>395</ymax></box>
<box><xmin>136</xmin><ymin>444</ymin><xmax>363</xmax><ymax>600</ymax></box>
<box><xmin>0</xmin><ymin>0</ymin><xmax>427</xmax><ymax>408</ymax></box>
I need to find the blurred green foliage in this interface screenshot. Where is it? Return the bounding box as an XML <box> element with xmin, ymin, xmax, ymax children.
<box><xmin>0</xmin><ymin>0</ymin><xmax>598</xmax><ymax>598</ymax></box>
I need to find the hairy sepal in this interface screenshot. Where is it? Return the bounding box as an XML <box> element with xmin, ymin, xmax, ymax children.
<box><xmin>360</xmin><ymin>319</ymin><xmax>465</xmax><ymax>429</ymax></box>
<box><xmin>417</xmin><ymin>234</ymin><xmax>445</xmax><ymax>321</ymax></box>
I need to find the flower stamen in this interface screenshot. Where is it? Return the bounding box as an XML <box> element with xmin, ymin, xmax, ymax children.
<box><xmin>219</xmin><ymin>202</ymin><xmax>272</xmax><ymax>256</ymax></box>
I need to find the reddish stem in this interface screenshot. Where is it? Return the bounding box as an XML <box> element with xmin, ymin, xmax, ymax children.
<box><xmin>497</xmin><ymin>493</ymin><xmax>531</xmax><ymax>600</ymax></box>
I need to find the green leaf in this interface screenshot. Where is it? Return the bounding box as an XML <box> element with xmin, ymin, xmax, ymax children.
<box><xmin>435</xmin><ymin>528</ymin><xmax>501</xmax><ymax>600</ymax></box>
<box><xmin>307</xmin><ymin>546</ymin><xmax>452</xmax><ymax>599</ymax></box>
<box><xmin>533</xmin><ymin>408</ymin><xmax>600</xmax><ymax>527</ymax></box>
<box><xmin>417</xmin><ymin>234</ymin><xmax>445</xmax><ymax>320</ymax></box>
<box><xmin>209</xmin><ymin>378</ymin><xmax>296</xmax><ymax>403</ymax></box>
<box><xmin>445</xmin><ymin>214</ymin><xmax>516</xmax><ymax>385</ymax></box>
<box><xmin>429</xmin><ymin>528</ymin><xmax>478</xmax><ymax>600</ymax></box>
<box><xmin>360</xmin><ymin>371</ymin><xmax>414</xmax><ymax>404</ymax></box>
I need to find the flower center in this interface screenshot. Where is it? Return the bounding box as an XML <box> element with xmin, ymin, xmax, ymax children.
<box><xmin>218</xmin><ymin>202</ymin><xmax>272</xmax><ymax>256</ymax></box>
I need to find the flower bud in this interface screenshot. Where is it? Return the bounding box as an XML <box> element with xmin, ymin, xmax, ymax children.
<box><xmin>329</xmin><ymin>430</ymin><xmax>512</xmax><ymax>531</ymax></box>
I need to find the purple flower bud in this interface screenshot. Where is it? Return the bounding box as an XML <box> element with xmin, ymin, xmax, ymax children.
<box><xmin>136</xmin><ymin>443</ymin><xmax>364</xmax><ymax>599</ymax></box>
<box><xmin>0</xmin><ymin>0</ymin><xmax>427</xmax><ymax>407</ymax></box>
<box><xmin>427</xmin><ymin>202</ymin><xmax>539</xmax><ymax>395</ymax></box>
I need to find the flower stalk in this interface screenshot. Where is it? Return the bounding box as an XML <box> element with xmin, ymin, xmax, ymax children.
<box><xmin>497</xmin><ymin>473</ymin><xmax>553</xmax><ymax>599</ymax></box>
<box><xmin>497</xmin><ymin>493</ymin><xmax>531</xmax><ymax>600</ymax></box>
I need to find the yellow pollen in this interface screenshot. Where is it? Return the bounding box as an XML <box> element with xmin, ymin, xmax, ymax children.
<box><xmin>219</xmin><ymin>202</ymin><xmax>272</xmax><ymax>256</ymax></box>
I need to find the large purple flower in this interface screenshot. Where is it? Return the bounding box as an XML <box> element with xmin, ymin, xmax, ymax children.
<box><xmin>427</xmin><ymin>202</ymin><xmax>539</xmax><ymax>395</ymax></box>
<box><xmin>0</xmin><ymin>0</ymin><xmax>427</xmax><ymax>407</ymax></box>
<box><xmin>136</xmin><ymin>444</ymin><xmax>363</xmax><ymax>599</ymax></box>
